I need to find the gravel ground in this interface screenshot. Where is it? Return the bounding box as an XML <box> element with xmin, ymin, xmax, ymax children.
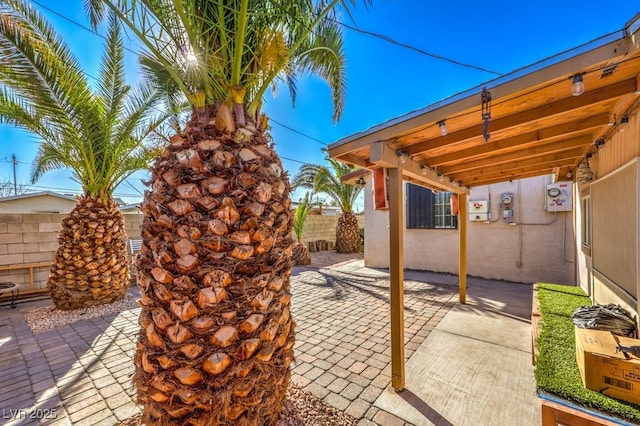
<box><xmin>23</xmin><ymin>293</ymin><xmax>139</xmax><ymax>332</ymax></box>
<box><xmin>115</xmin><ymin>385</ymin><xmax>357</xmax><ymax>426</ymax></box>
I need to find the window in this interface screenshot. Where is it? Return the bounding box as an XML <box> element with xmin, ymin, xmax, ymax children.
<box><xmin>406</xmin><ymin>183</ymin><xmax>457</xmax><ymax>229</ymax></box>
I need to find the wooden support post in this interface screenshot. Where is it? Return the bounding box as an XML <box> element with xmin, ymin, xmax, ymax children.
<box><xmin>387</xmin><ymin>167</ymin><xmax>405</xmax><ymax>391</ymax></box>
<box><xmin>459</xmin><ymin>193</ymin><xmax>467</xmax><ymax>304</ymax></box>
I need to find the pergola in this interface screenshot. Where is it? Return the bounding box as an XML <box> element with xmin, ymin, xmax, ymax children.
<box><xmin>327</xmin><ymin>14</ymin><xmax>640</xmax><ymax>391</ymax></box>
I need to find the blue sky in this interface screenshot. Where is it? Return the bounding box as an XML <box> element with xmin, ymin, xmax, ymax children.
<box><xmin>0</xmin><ymin>1</ymin><xmax>638</xmax><ymax>212</ymax></box>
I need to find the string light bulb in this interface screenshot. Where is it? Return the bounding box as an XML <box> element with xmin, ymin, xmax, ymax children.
<box><xmin>420</xmin><ymin>166</ymin><xmax>428</xmax><ymax>176</ymax></box>
<box><xmin>571</xmin><ymin>73</ymin><xmax>584</xmax><ymax>96</ymax></box>
<box><xmin>437</xmin><ymin>120</ymin><xmax>448</xmax><ymax>136</ymax></box>
<box><xmin>397</xmin><ymin>152</ymin><xmax>408</xmax><ymax>164</ymax></box>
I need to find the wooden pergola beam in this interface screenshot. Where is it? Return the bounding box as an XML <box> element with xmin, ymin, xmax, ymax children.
<box><xmin>370</xmin><ymin>141</ymin><xmax>470</xmax><ymax>194</ymax></box>
<box><xmin>450</xmin><ymin>157</ymin><xmax>580</xmax><ymax>182</ymax></box>
<box><xmin>429</xmin><ymin>134</ymin><xmax>593</xmax><ymax>168</ymax></box>
<box><xmin>387</xmin><ymin>167</ymin><xmax>405</xmax><ymax>391</ymax></box>
<box><xmin>457</xmin><ymin>159</ymin><xmax>578</xmax><ymax>185</ymax></box>
<box><xmin>403</xmin><ymin>78</ymin><xmax>635</xmax><ymax>155</ymax></box>
<box><xmin>440</xmin><ymin>147</ymin><xmax>585</xmax><ymax>175</ymax></box>
<box><xmin>468</xmin><ymin>170</ymin><xmax>558</xmax><ymax>187</ymax></box>
<box><xmin>416</xmin><ymin>111</ymin><xmax>608</xmax><ymax>165</ymax></box>
<box><xmin>459</xmin><ymin>193</ymin><xmax>467</xmax><ymax>304</ymax></box>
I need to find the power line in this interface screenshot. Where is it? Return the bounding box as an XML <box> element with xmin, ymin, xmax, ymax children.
<box><xmin>333</xmin><ymin>19</ymin><xmax>504</xmax><ymax>76</ymax></box>
<box><xmin>31</xmin><ymin>0</ymin><xmax>141</xmax><ymax>58</ymax></box>
<box><xmin>28</xmin><ymin>1</ymin><xmax>500</xmax><ymax>138</ymax></box>
<box><xmin>270</xmin><ymin>119</ymin><xmax>328</xmax><ymax>146</ymax></box>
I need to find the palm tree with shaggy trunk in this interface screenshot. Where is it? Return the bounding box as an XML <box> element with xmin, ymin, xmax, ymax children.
<box><xmin>292</xmin><ymin>149</ymin><xmax>363</xmax><ymax>253</ymax></box>
<box><xmin>0</xmin><ymin>1</ymin><xmax>181</xmax><ymax>310</ymax></box>
<box><xmin>87</xmin><ymin>0</ymin><xmax>371</xmax><ymax>424</ymax></box>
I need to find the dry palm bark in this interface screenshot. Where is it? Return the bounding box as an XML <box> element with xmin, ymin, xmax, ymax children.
<box><xmin>335</xmin><ymin>212</ymin><xmax>361</xmax><ymax>254</ymax></box>
<box><xmin>134</xmin><ymin>107</ymin><xmax>295</xmax><ymax>425</ymax></box>
<box><xmin>291</xmin><ymin>242</ymin><xmax>311</xmax><ymax>266</ymax></box>
<box><xmin>48</xmin><ymin>196</ymin><xmax>130</xmax><ymax>310</ymax></box>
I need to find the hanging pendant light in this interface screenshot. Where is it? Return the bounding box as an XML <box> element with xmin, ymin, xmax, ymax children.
<box><xmin>571</xmin><ymin>73</ymin><xmax>585</xmax><ymax>96</ymax></box>
<box><xmin>437</xmin><ymin>120</ymin><xmax>448</xmax><ymax>136</ymax></box>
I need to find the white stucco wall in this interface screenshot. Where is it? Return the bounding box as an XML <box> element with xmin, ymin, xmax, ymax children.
<box><xmin>364</xmin><ymin>175</ymin><xmax>575</xmax><ymax>284</ymax></box>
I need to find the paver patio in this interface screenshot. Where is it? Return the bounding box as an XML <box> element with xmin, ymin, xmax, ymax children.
<box><xmin>0</xmin><ymin>251</ymin><xmax>458</xmax><ymax>425</ymax></box>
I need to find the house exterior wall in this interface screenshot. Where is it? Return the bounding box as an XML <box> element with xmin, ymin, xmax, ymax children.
<box><xmin>575</xmin><ymin>109</ymin><xmax>640</xmax><ymax>322</ymax></box>
<box><xmin>0</xmin><ymin>195</ymin><xmax>76</xmax><ymax>213</ymax></box>
<box><xmin>364</xmin><ymin>175</ymin><xmax>574</xmax><ymax>284</ymax></box>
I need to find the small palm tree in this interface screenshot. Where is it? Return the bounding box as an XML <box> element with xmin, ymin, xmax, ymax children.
<box><xmin>0</xmin><ymin>1</ymin><xmax>183</xmax><ymax>310</ymax></box>
<box><xmin>291</xmin><ymin>193</ymin><xmax>311</xmax><ymax>265</ymax></box>
<box><xmin>292</xmin><ymin>149</ymin><xmax>363</xmax><ymax>253</ymax></box>
<box><xmin>86</xmin><ymin>0</ymin><xmax>372</xmax><ymax>423</ymax></box>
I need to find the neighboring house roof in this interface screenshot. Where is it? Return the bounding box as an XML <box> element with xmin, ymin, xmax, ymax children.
<box><xmin>0</xmin><ymin>191</ymin><xmax>77</xmax><ymax>203</ymax></box>
<box><xmin>120</xmin><ymin>204</ymin><xmax>141</xmax><ymax>213</ymax></box>
<box><xmin>0</xmin><ymin>192</ymin><xmax>142</xmax><ymax>214</ymax></box>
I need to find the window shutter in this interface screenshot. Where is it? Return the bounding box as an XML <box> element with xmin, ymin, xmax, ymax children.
<box><xmin>407</xmin><ymin>184</ymin><xmax>434</xmax><ymax>229</ymax></box>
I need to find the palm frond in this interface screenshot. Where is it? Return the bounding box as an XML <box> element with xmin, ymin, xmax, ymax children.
<box><xmin>0</xmin><ymin>0</ymin><xmax>92</xmax><ymax>126</ymax></box>
<box><xmin>291</xmin><ymin>149</ymin><xmax>363</xmax><ymax>213</ymax></box>
<box><xmin>0</xmin><ymin>0</ymin><xmax>183</xmax><ymax>200</ymax></box>
<box><xmin>87</xmin><ymin>0</ymin><xmax>368</xmax><ymax>120</ymax></box>
<box><xmin>97</xmin><ymin>12</ymin><xmax>129</xmax><ymax>132</ymax></box>
<box><xmin>293</xmin><ymin>192</ymin><xmax>311</xmax><ymax>242</ymax></box>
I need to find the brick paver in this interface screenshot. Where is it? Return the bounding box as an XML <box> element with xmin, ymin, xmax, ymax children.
<box><xmin>0</xmin><ymin>250</ymin><xmax>456</xmax><ymax>425</ymax></box>
<box><xmin>290</xmin><ymin>254</ymin><xmax>457</xmax><ymax>423</ymax></box>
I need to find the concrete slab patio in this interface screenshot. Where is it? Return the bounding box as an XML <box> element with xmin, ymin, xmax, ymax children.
<box><xmin>0</xmin><ymin>251</ymin><xmax>538</xmax><ymax>425</ymax></box>
<box><xmin>374</xmin><ymin>277</ymin><xmax>538</xmax><ymax>425</ymax></box>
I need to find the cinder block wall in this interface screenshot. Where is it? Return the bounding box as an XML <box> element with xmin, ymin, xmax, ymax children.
<box><xmin>0</xmin><ymin>212</ymin><xmax>362</xmax><ymax>296</ymax></box>
<box><xmin>0</xmin><ymin>213</ymin><xmax>143</xmax><ymax>295</ymax></box>
<box><xmin>294</xmin><ymin>215</ymin><xmax>365</xmax><ymax>244</ymax></box>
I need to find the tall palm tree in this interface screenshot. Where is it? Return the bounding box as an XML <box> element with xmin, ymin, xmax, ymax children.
<box><xmin>292</xmin><ymin>149</ymin><xmax>363</xmax><ymax>253</ymax></box>
<box><xmin>0</xmin><ymin>1</ymin><xmax>183</xmax><ymax>310</ymax></box>
<box><xmin>86</xmin><ymin>0</ymin><xmax>371</xmax><ymax>424</ymax></box>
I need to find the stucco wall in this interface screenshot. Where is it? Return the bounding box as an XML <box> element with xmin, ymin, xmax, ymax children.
<box><xmin>364</xmin><ymin>175</ymin><xmax>575</xmax><ymax>284</ymax></box>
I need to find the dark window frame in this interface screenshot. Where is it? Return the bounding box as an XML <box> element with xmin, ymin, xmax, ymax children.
<box><xmin>406</xmin><ymin>183</ymin><xmax>457</xmax><ymax>230</ymax></box>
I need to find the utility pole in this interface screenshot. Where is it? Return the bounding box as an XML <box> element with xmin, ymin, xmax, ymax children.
<box><xmin>12</xmin><ymin>154</ymin><xmax>17</xmax><ymax>195</ymax></box>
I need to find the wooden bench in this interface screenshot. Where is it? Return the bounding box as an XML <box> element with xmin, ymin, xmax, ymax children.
<box><xmin>0</xmin><ymin>282</ymin><xmax>19</xmax><ymax>308</ymax></box>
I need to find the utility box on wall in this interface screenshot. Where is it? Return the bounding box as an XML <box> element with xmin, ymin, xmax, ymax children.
<box><xmin>546</xmin><ymin>182</ymin><xmax>573</xmax><ymax>212</ymax></box>
<box><xmin>469</xmin><ymin>200</ymin><xmax>489</xmax><ymax>222</ymax></box>
<box><xmin>501</xmin><ymin>193</ymin><xmax>514</xmax><ymax>222</ymax></box>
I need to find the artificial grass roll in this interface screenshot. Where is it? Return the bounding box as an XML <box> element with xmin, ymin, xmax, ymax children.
<box><xmin>535</xmin><ymin>282</ymin><xmax>640</xmax><ymax>423</ymax></box>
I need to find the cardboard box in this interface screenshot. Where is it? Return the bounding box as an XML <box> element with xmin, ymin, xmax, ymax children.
<box><xmin>575</xmin><ymin>327</ymin><xmax>640</xmax><ymax>405</ymax></box>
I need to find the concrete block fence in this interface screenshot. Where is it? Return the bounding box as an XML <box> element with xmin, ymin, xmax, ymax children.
<box><xmin>0</xmin><ymin>212</ymin><xmax>362</xmax><ymax>297</ymax></box>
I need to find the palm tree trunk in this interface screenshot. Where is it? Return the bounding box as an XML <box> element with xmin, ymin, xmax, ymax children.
<box><xmin>134</xmin><ymin>105</ymin><xmax>295</xmax><ymax>425</ymax></box>
<box><xmin>48</xmin><ymin>195</ymin><xmax>130</xmax><ymax>310</ymax></box>
<box><xmin>335</xmin><ymin>211</ymin><xmax>361</xmax><ymax>253</ymax></box>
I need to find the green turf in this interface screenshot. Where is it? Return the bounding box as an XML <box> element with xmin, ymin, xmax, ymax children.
<box><xmin>535</xmin><ymin>282</ymin><xmax>640</xmax><ymax>422</ymax></box>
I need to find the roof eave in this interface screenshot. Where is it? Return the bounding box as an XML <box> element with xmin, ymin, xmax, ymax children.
<box><xmin>329</xmin><ymin>22</ymin><xmax>638</xmax><ymax>160</ymax></box>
